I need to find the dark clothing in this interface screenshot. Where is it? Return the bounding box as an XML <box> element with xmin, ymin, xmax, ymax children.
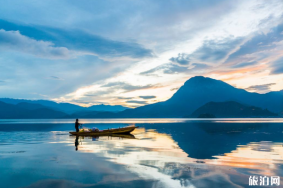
<box><xmin>75</xmin><ymin>121</ymin><xmax>80</xmax><ymax>132</ymax></box>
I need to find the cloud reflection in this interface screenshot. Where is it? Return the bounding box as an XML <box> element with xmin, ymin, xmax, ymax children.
<box><xmin>71</xmin><ymin>127</ymin><xmax>283</xmax><ymax>187</ymax></box>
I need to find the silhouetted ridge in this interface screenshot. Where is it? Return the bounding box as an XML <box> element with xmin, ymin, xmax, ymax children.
<box><xmin>0</xmin><ymin>98</ymin><xmax>129</xmax><ymax>114</ymax></box>
<box><xmin>0</xmin><ymin>101</ymin><xmax>68</xmax><ymax>119</ymax></box>
<box><xmin>188</xmin><ymin>101</ymin><xmax>278</xmax><ymax>118</ymax></box>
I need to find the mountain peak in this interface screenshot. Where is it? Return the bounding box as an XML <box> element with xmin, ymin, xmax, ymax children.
<box><xmin>185</xmin><ymin>76</ymin><xmax>217</xmax><ymax>84</ymax></box>
<box><xmin>189</xmin><ymin>76</ymin><xmax>206</xmax><ymax>80</ymax></box>
<box><xmin>182</xmin><ymin>76</ymin><xmax>231</xmax><ymax>90</ymax></box>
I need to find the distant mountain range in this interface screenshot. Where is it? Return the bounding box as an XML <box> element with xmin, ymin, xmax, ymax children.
<box><xmin>0</xmin><ymin>98</ymin><xmax>129</xmax><ymax>119</ymax></box>
<box><xmin>188</xmin><ymin>101</ymin><xmax>278</xmax><ymax>118</ymax></box>
<box><xmin>0</xmin><ymin>98</ymin><xmax>128</xmax><ymax>113</ymax></box>
<box><xmin>0</xmin><ymin>101</ymin><xmax>68</xmax><ymax>119</ymax></box>
<box><xmin>0</xmin><ymin>76</ymin><xmax>282</xmax><ymax>118</ymax></box>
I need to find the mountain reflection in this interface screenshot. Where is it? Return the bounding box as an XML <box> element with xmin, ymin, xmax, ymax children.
<box><xmin>71</xmin><ymin>123</ymin><xmax>283</xmax><ymax>187</ymax></box>
<box><xmin>2</xmin><ymin>119</ymin><xmax>283</xmax><ymax>188</ymax></box>
<box><xmin>142</xmin><ymin>122</ymin><xmax>283</xmax><ymax>159</ymax></box>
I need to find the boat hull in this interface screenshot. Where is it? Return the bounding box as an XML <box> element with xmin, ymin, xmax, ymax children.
<box><xmin>69</xmin><ymin>126</ymin><xmax>137</xmax><ymax>136</ymax></box>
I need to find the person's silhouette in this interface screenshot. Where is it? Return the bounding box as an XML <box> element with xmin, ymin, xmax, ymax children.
<box><xmin>75</xmin><ymin>136</ymin><xmax>79</xmax><ymax>151</ymax></box>
<box><xmin>75</xmin><ymin>119</ymin><xmax>81</xmax><ymax>132</ymax></box>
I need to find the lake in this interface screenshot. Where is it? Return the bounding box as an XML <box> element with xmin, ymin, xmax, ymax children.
<box><xmin>1</xmin><ymin>118</ymin><xmax>283</xmax><ymax>188</ymax></box>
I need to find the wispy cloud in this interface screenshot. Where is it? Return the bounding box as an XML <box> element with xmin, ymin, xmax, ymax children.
<box><xmin>190</xmin><ymin>37</ymin><xmax>244</xmax><ymax>64</ymax></box>
<box><xmin>246</xmin><ymin>83</ymin><xmax>276</xmax><ymax>93</ymax></box>
<box><xmin>270</xmin><ymin>57</ymin><xmax>283</xmax><ymax>74</ymax></box>
<box><xmin>117</xmin><ymin>97</ymin><xmax>134</xmax><ymax>100</ymax></box>
<box><xmin>0</xmin><ymin>29</ymin><xmax>73</xmax><ymax>59</ymax></box>
<box><xmin>0</xmin><ymin>20</ymin><xmax>153</xmax><ymax>59</ymax></box>
<box><xmin>141</xmin><ymin>63</ymin><xmax>211</xmax><ymax>75</ymax></box>
<box><xmin>169</xmin><ymin>53</ymin><xmax>190</xmax><ymax>65</ymax></box>
<box><xmin>48</xmin><ymin>76</ymin><xmax>64</xmax><ymax>80</ymax></box>
<box><xmin>139</xmin><ymin>96</ymin><xmax>156</xmax><ymax>99</ymax></box>
<box><xmin>102</xmin><ymin>82</ymin><xmax>160</xmax><ymax>92</ymax></box>
<box><xmin>231</xmin><ymin>61</ymin><xmax>257</xmax><ymax>68</ymax></box>
<box><xmin>170</xmin><ymin>87</ymin><xmax>179</xmax><ymax>91</ymax></box>
<box><xmin>126</xmin><ymin>100</ymin><xmax>148</xmax><ymax>104</ymax></box>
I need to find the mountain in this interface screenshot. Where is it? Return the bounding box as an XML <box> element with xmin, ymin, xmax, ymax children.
<box><xmin>163</xmin><ymin>76</ymin><xmax>283</xmax><ymax>116</ymax></box>
<box><xmin>15</xmin><ymin>102</ymin><xmax>50</xmax><ymax>110</ymax></box>
<box><xmin>0</xmin><ymin>98</ymin><xmax>128</xmax><ymax>114</ymax></box>
<box><xmin>89</xmin><ymin>76</ymin><xmax>283</xmax><ymax>118</ymax></box>
<box><xmin>0</xmin><ymin>98</ymin><xmax>84</xmax><ymax>114</ymax></box>
<box><xmin>71</xmin><ymin>110</ymin><xmax>99</xmax><ymax>118</ymax></box>
<box><xmin>188</xmin><ymin>101</ymin><xmax>278</xmax><ymax>118</ymax></box>
<box><xmin>0</xmin><ymin>101</ymin><xmax>68</xmax><ymax>119</ymax></box>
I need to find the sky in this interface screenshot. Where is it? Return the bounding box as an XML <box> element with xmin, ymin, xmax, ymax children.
<box><xmin>0</xmin><ymin>0</ymin><xmax>283</xmax><ymax>107</ymax></box>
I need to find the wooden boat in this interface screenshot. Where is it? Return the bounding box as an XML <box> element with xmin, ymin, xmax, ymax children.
<box><xmin>72</xmin><ymin>134</ymin><xmax>136</xmax><ymax>139</ymax></box>
<box><xmin>69</xmin><ymin>126</ymin><xmax>138</xmax><ymax>136</ymax></box>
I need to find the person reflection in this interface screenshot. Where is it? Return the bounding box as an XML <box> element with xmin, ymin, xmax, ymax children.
<box><xmin>75</xmin><ymin>136</ymin><xmax>79</xmax><ymax>151</ymax></box>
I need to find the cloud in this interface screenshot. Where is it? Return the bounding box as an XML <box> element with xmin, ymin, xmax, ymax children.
<box><xmin>0</xmin><ymin>54</ymin><xmax>129</xmax><ymax>98</ymax></box>
<box><xmin>169</xmin><ymin>53</ymin><xmax>190</xmax><ymax>65</ymax></box>
<box><xmin>191</xmin><ymin>37</ymin><xmax>244</xmax><ymax>64</ymax></box>
<box><xmin>0</xmin><ymin>19</ymin><xmax>153</xmax><ymax>59</ymax></box>
<box><xmin>221</xmin><ymin>23</ymin><xmax>283</xmax><ymax>72</ymax></box>
<box><xmin>246</xmin><ymin>83</ymin><xmax>276</xmax><ymax>92</ymax></box>
<box><xmin>141</xmin><ymin>63</ymin><xmax>211</xmax><ymax>75</ymax></box>
<box><xmin>0</xmin><ymin>0</ymin><xmax>237</xmax><ymax>47</ymax></box>
<box><xmin>143</xmin><ymin>22</ymin><xmax>283</xmax><ymax>79</ymax></box>
<box><xmin>71</xmin><ymin>82</ymin><xmax>160</xmax><ymax>104</ymax></box>
<box><xmin>139</xmin><ymin>96</ymin><xmax>156</xmax><ymax>99</ymax></box>
<box><xmin>0</xmin><ymin>29</ymin><xmax>73</xmax><ymax>59</ymax></box>
<box><xmin>102</xmin><ymin>82</ymin><xmax>158</xmax><ymax>92</ymax></box>
<box><xmin>165</xmin><ymin>37</ymin><xmax>245</xmax><ymax>71</ymax></box>
<box><xmin>48</xmin><ymin>76</ymin><xmax>64</xmax><ymax>80</ymax></box>
<box><xmin>126</xmin><ymin>100</ymin><xmax>148</xmax><ymax>104</ymax></box>
<box><xmin>270</xmin><ymin>57</ymin><xmax>283</xmax><ymax>74</ymax></box>
<box><xmin>117</xmin><ymin>97</ymin><xmax>134</xmax><ymax>99</ymax></box>
<box><xmin>170</xmin><ymin>87</ymin><xmax>179</xmax><ymax>91</ymax></box>
<box><xmin>83</xmin><ymin>90</ymin><xmax>112</xmax><ymax>97</ymax></box>
<box><xmin>142</xmin><ymin>36</ymin><xmax>244</xmax><ymax>77</ymax></box>
<box><xmin>231</xmin><ymin>61</ymin><xmax>257</xmax><ymax>68</ymax></box>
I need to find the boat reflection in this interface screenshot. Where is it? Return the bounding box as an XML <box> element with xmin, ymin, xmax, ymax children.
<box><xmin>73</xmin><ymin>134</ymin><xmax>136</xmax><ymax>151</ymax></box>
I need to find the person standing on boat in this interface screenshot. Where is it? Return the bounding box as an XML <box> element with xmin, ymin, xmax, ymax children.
<box><xmin>75</xmin><ymin>119</ymin><xmax>81</xmax><ymax>132</ymax></box>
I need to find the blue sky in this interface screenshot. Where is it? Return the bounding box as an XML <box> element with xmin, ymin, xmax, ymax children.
<box><xmin>0</xmin><ymin>0</ymin><xmax>283</xmax><ymax>107</ymax></box>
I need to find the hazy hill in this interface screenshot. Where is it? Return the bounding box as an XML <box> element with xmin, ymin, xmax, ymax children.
<box><xmin>0</xmin><ymin>98</ymin><xmax>84</xmax><ymax>114</ymax></box>
<box><xmin>188</xmin><ymin>101</ymin><xmax>278</xmax><ymax>118</ymax></box>
<box><xmin>15</xmin><ymin>102</ymin><xmax>50</xmax><ymax>110</ymax></box>
<box><xmin>0</xmin><ymin>101</ymin><xmax>68</xmax><ymax>119</ymax></box>
<box><xmin>0</xmin><ymin>98</ymin><xmax>128</xmax><ymax>114</ymax></box>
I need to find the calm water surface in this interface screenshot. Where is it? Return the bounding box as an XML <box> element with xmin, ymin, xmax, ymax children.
<box><xmin>1</xmin><ymin>118</ymin><xmax>283</xmax><ymax>188</ymax></box>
